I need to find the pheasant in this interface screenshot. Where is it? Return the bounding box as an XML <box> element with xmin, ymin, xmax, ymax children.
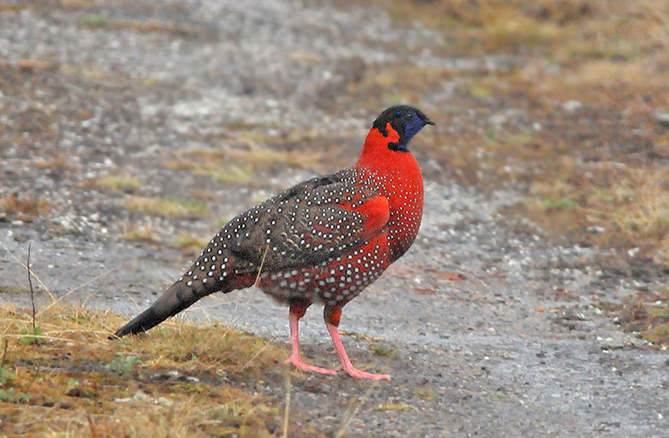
<box><xmin>114</xmin><ymin>105</ymin><xmax>434</xmax><ymax>380</ymax></box>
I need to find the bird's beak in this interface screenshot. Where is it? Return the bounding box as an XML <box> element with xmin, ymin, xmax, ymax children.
<box><xmin>421</xmin><ymin>114</ymin><xmax>435</xmax><ymax>125</ymax></box>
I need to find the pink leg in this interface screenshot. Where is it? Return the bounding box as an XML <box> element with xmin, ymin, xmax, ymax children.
<box><xmin>284</xmin><ymin>301</ymin><xmax>337</xmax><ymax>375</ymax></box>
<box><xmin>325</xmin><ymin>306</ymin><xmax>390</xmax><ymax>380</ymax></box>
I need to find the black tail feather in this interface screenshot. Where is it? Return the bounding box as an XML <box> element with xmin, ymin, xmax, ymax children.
<box><xmin>113</xmin><ymin>281</ymin><xmax>212</xmax><ymax>338</ymax></box>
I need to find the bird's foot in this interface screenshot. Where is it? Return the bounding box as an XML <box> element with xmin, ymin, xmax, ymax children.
<box><xmin>342</xmin><ymin>365</ymin><xmax>390</xmax><ymax>380</ymax></box>
<box><xmin>284</xmin><ymin>356</ymin><xmax>338</xmax><ymax>375</ymax></box>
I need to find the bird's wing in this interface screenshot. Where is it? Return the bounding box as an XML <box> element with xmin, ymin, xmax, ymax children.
<box><xmin>225</xmin><ymin>170</ymin><xmax>389</xmax><ymax>272</ymax></box>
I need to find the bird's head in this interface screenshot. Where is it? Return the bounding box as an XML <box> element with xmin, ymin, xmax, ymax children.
<box><xmin>371</xmin><ymin>105</ymin><xmax>435</xmax><ymax>152</ymax></box>
<box><xmin>357</xmin><ymin>105</ymin><xmax>434</xmax><ymax>175</ymax></box>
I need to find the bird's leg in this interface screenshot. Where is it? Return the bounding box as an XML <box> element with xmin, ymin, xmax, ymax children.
<box><xmin>324</xmin><ymin>305</ymin><xmax>390</xmax><ymax>380</ymax></box>
<box><xmin>284</xmin><ymin>299</ymin><xmax>337</xmax><ymax>375</ymax></box>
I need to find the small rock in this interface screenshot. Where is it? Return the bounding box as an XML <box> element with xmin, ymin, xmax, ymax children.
<box><xmin>133</xmin><ymin>391</ymin><xmax>151</xmax><ymax>402</ymax></box>
<box><xmin>562</xmin><ymin>100</ymin><xmax>582</xmax><ymax>112</ymax></box>
<box><xmin>653</xmin><ymin>110</ymin><xmax>669</xmax><ymax>127</ymax></box>
<box><xmin>488</xmin><ymin>113</ymin><xmax>507</xmax><ymax>126</ymax></box>
<box><xmin>627</xmin><ymin>247</ymin><xmax>640</xmax><ymax>257</ymax></box>
<box><xmin>114</xmin><ymin>391</ymin><xmax>151</xmax><ymax>403</ymax></box>
<box><xmin>155</xmin><ymin>397</ymin><xmax>173</xmax><ymax>407</ymax></box>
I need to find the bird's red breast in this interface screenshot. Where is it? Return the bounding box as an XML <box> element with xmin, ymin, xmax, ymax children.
<box><xmin>355</xmin><ymin>123</ymin><xmax>424</xmax><ymax>261</ymax></box>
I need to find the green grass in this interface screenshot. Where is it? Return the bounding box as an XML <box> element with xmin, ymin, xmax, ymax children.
<box><xmin>80</xmin><ymin>13</ymin><xmax>108</xmax><ymax>28</ymax></box>
<box><xmin>106</xmin><ymin>352</ymin><xmax>142</xmax><ymax>376</ymax></box>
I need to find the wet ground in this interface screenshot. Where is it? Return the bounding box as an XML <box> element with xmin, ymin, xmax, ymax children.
<box><xmin>1</xmin><ymin>1</ymin><xmax>667</xmax><ymax>436</ymax></box>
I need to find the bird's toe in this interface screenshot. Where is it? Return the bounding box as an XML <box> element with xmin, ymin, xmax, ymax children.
<box><xmin>344</xmin><ymin>367</ymin><xmax>390</xmax><ymax>380</ymax></box>
<box><xmin>285</xmin><ymin>356</ymin><xmax>338</xmax><ymax>375</ymax></box>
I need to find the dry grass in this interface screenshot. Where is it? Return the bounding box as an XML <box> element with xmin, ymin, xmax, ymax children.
<box><xmin>92</xmin><ymin>175</ymin><xmax>142</xmax><ymax>194</ymax></box>
<box><xmin>79</xmin><ymin>14</ymin><xmax>211</xmax><ymax>39</ymax></box>
<box><xmin>1</xmin><ymin>0</ymin><xmax>95</xmax><ymax>12</ymax></box>
<box><xmin>413</xmin><ymin>388</ymin><xmax>435</xmax><ymax>402</ymax></box>
<box><xmin>163</xmin><ymin>145</ymin><xmax>323</xmax><ymax>184</ymax></box>
<box><xmin>170</xmin><ymin>232</ymin><xmax>209</xmax><ymax>254</ymax></box>
<box><xmin>0</xmin><ymin>194</ymin><xmax>53</xmax><ymax>220</ymax></box>
<box><xmin>386</xmin><ymin>0</ymin><xmax>666</xmax><ymax>59</ymax></box>
<box><xmin>343</xmin><ymin>0</ymin><xmax>669</xmax><ymax>339</ymax></box>
<box><xmin>0</xmin><ymin>303</ymin><xmax>288</xmax><ymax>437</ymax></box>
<box><xmin>120</xmin><ymin>224</ymin><xmax>160</xmax><ymax>244</ymax></box>
<box><xmin>360</xmin><ymin>0</ymin><xmax>669</xmax><ymax>264</ymax></box>
<box><xmin>124</xmin><ymin>196</ymin><xmax>208</xmax><ymax>218</ymax></box>
<box><xmin>0</xmin><ymin>285</ymin><xmax>31</xmax><ymax>295</ymax></box>
<box><xmin>502</xmin><ymin>147</ymin><xmax>669</xmax><ymax>262</ymax></box>
<box><xmin>34</xmin><ymin>153</ymin><xmax>71</xmax><ymax>172</ymax></box>
<box><xmin>606</xmin><ymin>171</ymin><xmax>669</xmax><ymax>248</ymax></box>
<box><xmin>612</xmin><ymin>287</ymin><xmax>669</xmax><ymax>346</ymax></box>
<box><xmin>375</xmin><ymin>403</ymin><xmax>412</xmax><ymax>412</ymax></box>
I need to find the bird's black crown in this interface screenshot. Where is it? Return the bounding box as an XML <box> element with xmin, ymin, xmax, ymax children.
<box><xmin>372</xmin><ymin>105</ymin><xmax>434</xmax><ymax>152</ymax></box>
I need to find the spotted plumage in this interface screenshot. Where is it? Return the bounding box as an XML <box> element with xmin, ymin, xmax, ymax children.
<box><xmin>114</xmin><ymin>105</ymin><xmax>434</xmax><ymax>380</ymax></box>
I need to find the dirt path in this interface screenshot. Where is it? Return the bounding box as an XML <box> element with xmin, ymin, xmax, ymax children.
<box><xmin>1</xmin><ymin>1</ymin><xmax>667</xmax><ymax>436</ymax></box>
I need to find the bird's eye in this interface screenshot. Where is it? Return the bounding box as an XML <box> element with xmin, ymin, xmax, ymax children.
<box><xmin>395</xmin><ymin>111</ymin><xmax>402</xmax><ymax>117</ymax></box>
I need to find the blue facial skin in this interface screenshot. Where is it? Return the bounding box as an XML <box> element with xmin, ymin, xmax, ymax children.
<box><xmin>404</xmin><ymin>113</ymin><xmax>427</xmax><ymax>142</ymax></box>
<box><xmin>397</xmin><ymin>112</ymin><xmax>429</xmax><ymax>151</ymax></box>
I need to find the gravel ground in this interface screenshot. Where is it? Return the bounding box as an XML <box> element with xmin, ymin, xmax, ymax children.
<box><xmin>1</xmin><ymin>1</ymin><xmax>667</xmax><ymax>437</ymax></box>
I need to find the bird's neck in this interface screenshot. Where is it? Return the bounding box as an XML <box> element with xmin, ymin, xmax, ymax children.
<box><xmin>355</xmin><ymin>127</ymin><xmax>423</xmax><ymax>190</ymax></box>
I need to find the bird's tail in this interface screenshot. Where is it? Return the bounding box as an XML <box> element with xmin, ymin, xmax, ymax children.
<box><xmin>113</xmin><ymin>278</ymin><xmax>220</xmax><ymax>338</ymax></box>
